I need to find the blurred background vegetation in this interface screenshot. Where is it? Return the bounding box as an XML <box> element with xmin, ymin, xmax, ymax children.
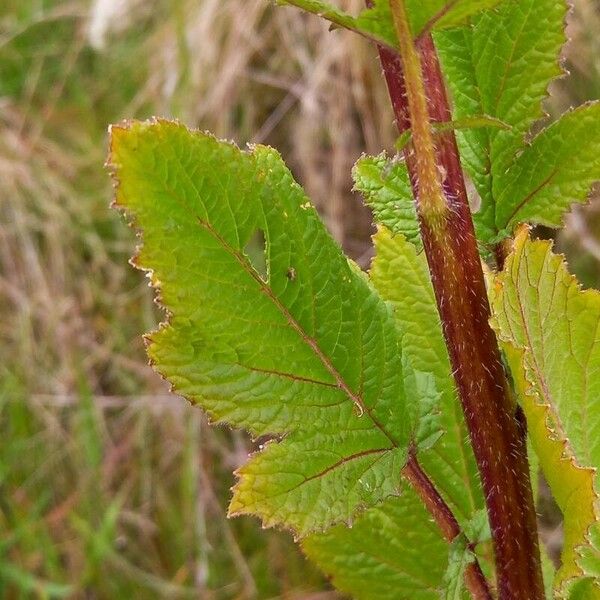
<box><xmin>0</xmin><ymin>0</ymin><xmax>599</xmax><ymax>597</ymax></box>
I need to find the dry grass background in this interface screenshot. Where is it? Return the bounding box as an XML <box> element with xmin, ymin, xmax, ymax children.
<box><xmin>0</xmin><ymin>0</ymin><xmax>599</xmax><ymax>597</ymax></box>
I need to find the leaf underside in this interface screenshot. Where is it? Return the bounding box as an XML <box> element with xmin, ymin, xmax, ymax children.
<box><xmin>490</xmin><ymin>227</ymin><xmax>600</xmax><ymax>596</ymax></box>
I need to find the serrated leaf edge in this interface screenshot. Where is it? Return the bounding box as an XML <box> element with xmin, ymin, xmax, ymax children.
<box><xmin>490</xmin><ymin>225</ymin><xmax>600</xmax><ymax>595</ymax></box>
<box><xmin>107</xmin><ymin>118</ymin><xmax>412</xmax><ymax>539</ymax></box>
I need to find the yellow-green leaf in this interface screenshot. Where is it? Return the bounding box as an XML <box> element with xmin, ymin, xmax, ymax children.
<box><xmin>109</xmin><ymin>119</ymin><xmax>413</xmax><ymax>536</ymax></box>
<box><xmin>370</xmin><ymin>228</ymin><xmax>483</xmax><ymax>524</ymax></box>
<box><xmin>490</xmin><ymin>227</ymin><xmax>600</xmax><ymax>595</ymax></box>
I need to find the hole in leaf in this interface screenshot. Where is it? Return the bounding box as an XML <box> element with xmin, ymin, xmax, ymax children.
<box><xmin>244</xmin><ymin>229</ymin><xmax>268</xmax><ymax>282</ymax></box>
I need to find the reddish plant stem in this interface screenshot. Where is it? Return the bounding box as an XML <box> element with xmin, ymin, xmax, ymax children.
<box><xmin>494</xmin><ymin>238</ymin><xmax>513</xmax><ymax>271</ymax></box>
<box><xmin>402</xmin><ymin>453</ymin><xmax>493</xmax><ymax>600</ymax></box>
<box><xmin>367</xmin><ymin>38</ymin><xmax>493</xmax><ymax>600</ymax></box>
<box><xmin>373</xmin><ymin>8</ymin><xmax>544</xmax><ymax>599</ymax></box>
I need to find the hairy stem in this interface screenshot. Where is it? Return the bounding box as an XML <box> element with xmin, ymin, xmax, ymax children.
<box><xmin>389</xmin><ymin>3</ymin><xmax>447</xmax><ymax>223</ymax></box>
<box><xmin>402</xmin><ymin>453</ymin><xmax>493</xmax><ymax>600</ymax></box>
<box><xmin>382</xmin><ymin>2</ymin><xmax>544</xmax><ymax>598</ymax></box>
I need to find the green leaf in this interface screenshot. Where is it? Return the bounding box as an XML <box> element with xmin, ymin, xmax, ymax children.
<box><xmin>407</xmin><ymin>367</ymin><xmax>443</xmax><ymax>451</ymax></box>
<box><xmin>463</xmin><ymin>509</ymin><xmax>491</xmax><ymax>545</ymax></box>
<box><xmin>370</xmin><ymin>229</ymin><xmax>483</xmax><ymax>524</ymax></box>
<box><xmin>442</xmin><ymin>534</ymin><xmax>475</xmax><ymax>600</ymax></box>
<box><xmin>276</xmin><ymin>0</ymin><xmax>396</xmax><ymax>49</ymax></box>
<box><xmin>353</xmin><ymin>154</ymin><xmax>421</xmax><ymax>249</ymax></box>
<box><xmin>569</xmin><ymin>574</ymin><xmax>600</xmax><ymax>600</ymax></box>
<box><xmin>408</xmin><ymin>0</ymin><xmax>505</xmax><ymax>35</ymax></box>
<box><xmin>436</xmin><ymin>0</ymin><xmax>567</xmax><ymax>242</ymax></box>
<box><xmin>541</xmin><ymin>545</ymin><xmax>558</xmax><ymax>599</ymax></box>
<box><xmin>302</xmin><ymin>493</ymin><xmax>450</xmax><ymax>600</ymax></box>
<box><xmin>490</xmin><ymin>227</ymin><xmax>600</xmax><ymax>594</ymax></box>
<box><xmin>434</xmin><ymin>115</ymin><xmax>511</xmax><ymax>134</ymax></box>
<box><xmin>300</xmin><ymin>229</ymin><xmax>485</xmax><ymax>600</ymax></box>
<box><xmin>578</xmin><ymin>523</ymin><xmax>600</xmax><ymax>583</ymax></box>
<box><xmin>109</xmin><ymin>119</ymin><xmax>413</xmax><ymax>536</ymax></box>
<box><xmin>278</xmin><ymin>0</ymin><xmax>505</xmax><ymax>49</ymax></box>
<box><xmin>441</xmin><ymin>510</ymin><xmax>490</xmax><ymax>600</ymax></box>
<box><xmin>495</xmin><ymin>102</ymin><xmax>600</xmax><ymax>232</ymax></box>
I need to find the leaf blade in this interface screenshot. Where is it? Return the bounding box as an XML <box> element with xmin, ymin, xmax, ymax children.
<box><xmin>490</xmin><ymin>227</ymin><xmax>600</xmax><ymax>593</ymax></box>
<box><xmin>300</xmin><ymin>229</ymin><xmax>487</xmax><ymax>600</ymax></box>
<box><xmin>353</xmin><ymin>154</ymin><xmax>421</xmax><ymax>249</ymax></box>
<box><xmin>436</xmin><ymin>0</ymin><xmax>568</xmax><ymax>242</ymax></box>
<box><xmin>302</xmin><ymin>493</ymin><xmax>449</xmax><ymax>600</ymax></box>
<box><xmin>109</xmin><ymin>119</ymin><xmax>411</xmax><ymax>535</ymax></box>
<box><xmin>370</xmin><ymin>228</ymin><xmax>484</xmax><ymax>524</ymax></box>
<box><xmin>278</xmin><ymin>0</ymin><xmax>505</xmax><ymax>50</ymax></box>
<box><xmin>495</xmin><ymin>102</ymin><xmax>600</xmax><ymax>232</ymax></box>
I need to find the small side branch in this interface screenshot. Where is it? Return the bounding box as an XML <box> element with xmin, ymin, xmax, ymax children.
<box><xmin>402</xmin><ymin>452</ymin><xmax>494</xmax><ymax>600</ymax></box>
